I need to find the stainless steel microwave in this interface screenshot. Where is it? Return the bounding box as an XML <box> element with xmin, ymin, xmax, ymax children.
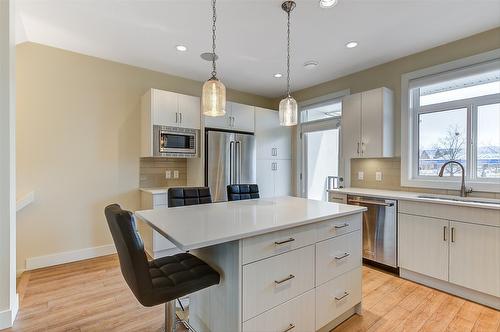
<box><xmin>153</xmin><ymin>125</ymin><xmax>198</xmax><ymax>158</ymax></box>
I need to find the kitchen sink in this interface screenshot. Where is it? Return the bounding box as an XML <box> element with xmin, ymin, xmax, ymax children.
<box><xmin>417</xmin><ymin>195</ymin><xmax>500</xmax><ymax>205</ymax></box>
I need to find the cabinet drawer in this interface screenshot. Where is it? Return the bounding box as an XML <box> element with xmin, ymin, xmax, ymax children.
<box><xmin>152</xmin><ymin>193</ymin><xmax>167</xmax><ymax>207</ymax></box>
<box><xmin>242</xmin><ymin>289</ymin><xmax>315</xmax><ymax>332</ymax></box>
<box><xmin>316</xmin><ymin>214</ymin><xmax>361</xmax><ymax>242</ymax></box>
<box><xmin>242</xmin><ymin>223</ymin><xmax>316</xmax><ymax>264</ymax></box>
<box><xmin>242</xmin><ymin>245</ymin><xmax>315</xmax><ymax>321</ymax></box>
<box><xmin>315</xmin><ymin>268</ymin><xmax>362</xmax><ymax>330</ymax></box>
<box><xmin>316</xmin><ymin>230</ymin><xmax>362</xmax><ymax>285</ymax></box>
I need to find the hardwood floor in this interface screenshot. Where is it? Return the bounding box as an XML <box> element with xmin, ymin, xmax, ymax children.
<box><xmin>7</xmin><ymin>255</ymin><xmax>500</xmax><ymax>332</ymax></box>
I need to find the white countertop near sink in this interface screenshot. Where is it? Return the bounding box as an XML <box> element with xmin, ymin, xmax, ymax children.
<box><xmin>135</xmin><ymin>196</ymin><xmax>366</xmax><ymax>251</ymax></box>
<box><xmin>329</xmin><ymin>187</ymin><xmax>500</xmax><ymax>210</ymax></box>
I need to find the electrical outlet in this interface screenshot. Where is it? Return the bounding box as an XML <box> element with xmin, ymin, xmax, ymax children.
<box><xmin>376</xmin><ymin>171</ymin><xmax>383</xmax><ymax>181</ymax></box>
<box><xmin>357</xmin><ymin>171</ymin><xmax>364</xmax><ymax>180</ymax></box>
<box><xmin>165</xmin><ymin>170</ymin><xmax>171</xmax><ymax>179</ymax></box>
<box><xmin>173</xmin><ymin>170</ymin><xmax>179</xmax><ymax>179</ymax></box>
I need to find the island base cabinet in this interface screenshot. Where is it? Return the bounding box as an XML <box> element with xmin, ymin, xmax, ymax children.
<box><xmin>449</xmin><ymin>221</ymin><xmax>500</xmax><ymax>297</ymax></box>
<box><xmin>315</xmin><ymin>268</ymin><xmax>362</xmax><ymax>331</ymax></box>
<box><xmin>242</xmin><ymin>290</ymin><xmax>315</xmax><ymax>332</ymax></box>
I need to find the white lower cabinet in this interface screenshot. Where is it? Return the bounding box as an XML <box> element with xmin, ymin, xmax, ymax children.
<box><xmin>399</xmin><ymin>214</ymin><xmax>449</xmax><ymax>281</ymax></box>
<box><xmin>242</xmin><ymin>290</ymin><xmax>315</xmax><ymax>332</ymax></box>
<box><xmin>315</xmin><ymin>268</ymin><xmax>362</xmax><ymax>331</ymax></box>
<box><xmin>242</xmin><ymin>245</ymin><xmax>315</xmax><ymax>321</ymax></box>
<box><xmin>449</xmin><ymin>221</ymin><xmax>500</xmax><ymax>297</ymax></box>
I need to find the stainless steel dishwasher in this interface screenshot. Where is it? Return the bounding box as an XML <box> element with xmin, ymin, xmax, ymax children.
<box><xmin>347</xmin><ymin>195</ymin><xmax>398</xmax><ymax>272</ymax></box>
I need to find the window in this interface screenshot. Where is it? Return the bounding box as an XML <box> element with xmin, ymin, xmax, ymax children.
<box><xmin>402</xmin><ymin>55</ymin><xmax>500</xmax><ymax>191</ymax></box>
<box><xmin>301</xmin><ymin>99</ymin><xmax>342</xmax><ymax>123</ymax></box>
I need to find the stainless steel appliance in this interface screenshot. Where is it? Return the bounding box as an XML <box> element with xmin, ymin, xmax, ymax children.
<box><xmin>347</xmin><ymin>195</ymin><xmax>397</xmax><ymax>271</ymax></box>
<box><xmin>205</xmin><ymin>129</ymin><xmax>256</xmax><ymax>202</ymax></box>
<box><xmin>153</xmin><ymin>125</ymin><xmax>198</xmax><ymax>158</ymax></box>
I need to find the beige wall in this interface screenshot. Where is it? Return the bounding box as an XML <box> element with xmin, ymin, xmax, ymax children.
<box><xmin>284</xmin><ymin>27</ymin><xmax>500</xmax><ymax>193</ymax></box>
<box><xmin>16</xmin><ymin>42</ymin><xmax>274</xmax><ymax>270</ymax></box>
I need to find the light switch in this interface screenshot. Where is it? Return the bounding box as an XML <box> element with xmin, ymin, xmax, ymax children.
<box><xmin>165</xmin><ymin>170</ymin><xmax>171</xmax><ymax>179</ymax></box>
<box><xmin>357</xmin><ymin>171</ymin><xmax>364</xmax><ymax>180</ymax></box>
<box><xmin>376</xmin><ymin>171</ymin><xmax>383</xmax><ymax>181</ymax></box>
<box><xmin>173</xmin><ymin>170</ymin><xmax>179</xmax><ymax>179</ymax></box>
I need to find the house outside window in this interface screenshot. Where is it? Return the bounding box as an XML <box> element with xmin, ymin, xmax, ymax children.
<box><xmin>401</xmin><ymin>51</ymin><xmax>500</xmax><ymax>192</ymax></box>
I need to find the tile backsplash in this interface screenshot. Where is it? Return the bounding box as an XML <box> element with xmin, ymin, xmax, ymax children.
<box><xmin>139</xmin><ymin>158</ymin><xmax>187</xmax><ymax>188</ymax></box>
<box><xmin>350</xmin><ymin>157</ymin><xmax>500</xmax><ymax>199</ymax></box>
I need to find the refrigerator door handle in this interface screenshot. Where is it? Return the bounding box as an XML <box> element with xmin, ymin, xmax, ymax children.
<box><xmin>229</xmin><ymin>141</ymin><xmax>235</xmax><ymax>184</ymax></box>
<box><xmin>236</xmin><ymin>141</ymin><xmax>242</xmax><ymax>184</ymax></box>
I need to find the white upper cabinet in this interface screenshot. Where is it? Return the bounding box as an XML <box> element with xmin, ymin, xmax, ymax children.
<box><xmin>342</xmin><ymin>87</ymin><xmax>394</xmax><ymax>159</ymax></box>
<box><xmin>149</xmin><ymin>88</ymin><xmax>201</xmax><ymax>129</ymax></box>
<box><xmin>255</xmin><ymin>107</ymin><xmax>292</xmax><ymax>160</ymax></box>
<box><xmin>204</xmin><ymin>102</ymin><xmax>255</xmax><ymax>132</ymax></box>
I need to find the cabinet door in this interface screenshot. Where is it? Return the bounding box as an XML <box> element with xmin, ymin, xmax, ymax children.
<box><xmin>255</xmin><ymin>108</ymin><xmax>292</xmax><ymax>160</ymax></box>
<box><xmin>341</xmin><ymin>93</ymin><xmax>361</xmax><ymax>159</ymax></box>
<box><xmin>255</xmin><ymin>108</ymin><xmax>278</xmax><ymax>159</ymax></box>
<box><xmin>361</xmin><ymin>88</ymin><xmax>383</xmax><ymax>158</ymax></box>
<box><xmin>274</xmin><ymin>159</ymin><xmax>292</xmax><ymax>197</ymax></box>
<box><xmin>178</xmin><ymin>94</ymin><xmax>200</xmax><ymax>129</ymax></box>
<box><xmin>256</xmin><ymin>159</ymin><xmax>275</xmax><ymax>198</ymax></box>
<box><xmin>231</xmin><ymin>102</ymin><xmax>255</xmax><ymax>132</ymax></box>
<box><xmin>204</xmin><ymin>102</ymin><xmax>231</xmax><ymax>130</ymax></box>
<box><xmin>152</xmin><ymin>89</ymin><xmax>178</xmax><ymax>126</ymax></box>
<box><xmin>398</xmin><ymin>214</ymin><xmax>449</xmax><ymax>281</ymax></box>
<box><xmin>449</xmin><ymin>221</ymin><xmax>500</xmax><ymax>296</ymax></box>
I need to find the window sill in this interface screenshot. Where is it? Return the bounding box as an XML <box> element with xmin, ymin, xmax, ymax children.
<box><xmin>401</xmin><ymin>177</ymin><xmax>500</xmax><ymax>193</ymax></box>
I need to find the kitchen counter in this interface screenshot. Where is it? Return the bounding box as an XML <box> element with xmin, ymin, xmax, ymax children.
<box><xmin>329</xmin><ymin>187</ymin><xmax>500</xmax><ymax>210</ymax></box>
<box><xmin>135</xmin><ymin>196</ymin><xmax>365</xmax><ymax>251</ymax></box>
<box><xmin>139</xmin><ymin>187</ymin><xmax>169</xmax><ymax>194</ymax></box>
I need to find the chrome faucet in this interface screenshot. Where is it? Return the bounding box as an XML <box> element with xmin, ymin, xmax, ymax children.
<box><xmin>438</xmin><ymin>161</ymin><xmax>472</xmax><ymax>197</ymax></box>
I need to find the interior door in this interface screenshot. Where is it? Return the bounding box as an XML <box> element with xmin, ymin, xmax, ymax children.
<box><xmin>206</xmin><ymin>130</ymin><xmax>234</xmax><ymax>202</ymax></box>
<box><xmin>449</xmin><ymin>221</ymin><xmax>500</xmax><ymax>296</ymax></box>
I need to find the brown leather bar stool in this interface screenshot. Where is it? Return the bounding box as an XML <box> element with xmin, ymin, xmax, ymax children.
<box><xmin>104</xmin><ymin>204</ymin><xmax>220</xmax><ymax>331</ymax></box>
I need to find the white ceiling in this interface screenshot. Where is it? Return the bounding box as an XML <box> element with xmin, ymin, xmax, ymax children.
<box><xmin>16</xmin><ymin>0</ymin><xmax>500</xmax><ymax>98</ymax></box>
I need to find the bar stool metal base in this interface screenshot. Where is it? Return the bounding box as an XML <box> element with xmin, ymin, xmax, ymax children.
<box><xmin>165</xmin><ymin>301</ymin><xmax>177</xmax><ymax>332</ymax></box>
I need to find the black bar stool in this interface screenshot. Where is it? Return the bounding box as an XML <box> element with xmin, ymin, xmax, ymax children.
<box><xmin>104</xmin><ymin>204</ymin><xmax>220</xmax><ymax>331</ymax></box>
<box><xmin>227</xmin><ymin>184</ymin><xmax>260</xmax><ymax>201</ymax></box>
<box><xmin>167</xmin><ymin>187</ymin><xmax>212</xmax><ymax>207</ymax></box>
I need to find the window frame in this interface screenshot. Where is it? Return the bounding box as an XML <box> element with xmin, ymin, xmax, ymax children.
<box><xmin>401</xmin><ymin>49</ymin><xmax>500</xmax><ymax>192</ymax></box>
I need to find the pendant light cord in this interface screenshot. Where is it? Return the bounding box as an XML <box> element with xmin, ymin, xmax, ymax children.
<box><xmin>286</xmin><ymin>7</ymin><xmax>291</xmax><ymax>97</ymax></box>
<box><xmin>211</xmin><ymin>0</ymin><xmax>217</xmax><ymax>78</ymax></box>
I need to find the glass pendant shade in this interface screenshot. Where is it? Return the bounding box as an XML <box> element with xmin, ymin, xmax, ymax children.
<box><xmin>202</xmin><ymin>77</ymin><xmax>226</xmax><ymax>117</ymax></box>
<box><xmin>278</xmin><ymin>95</ymin><xmax>298</xmax><ymax>126</ymax></box>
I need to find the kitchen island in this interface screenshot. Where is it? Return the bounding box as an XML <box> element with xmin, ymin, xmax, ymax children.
<box><xmin>135</xmin><ymin>196</ymin><xmax>366</xmax><ymax>332</ymax></box>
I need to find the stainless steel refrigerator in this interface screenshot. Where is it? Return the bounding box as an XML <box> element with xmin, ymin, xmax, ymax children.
<box><xmin>205</xmin><ymin>129</ymin><xmax>256</xmax><ymax>202</ymax></box>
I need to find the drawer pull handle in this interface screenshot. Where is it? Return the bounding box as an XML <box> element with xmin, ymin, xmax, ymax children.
<box><xmin>334</xmin><ymin>223</ymin><xmax>349</xmax><ymax>229</ymax></box>
<box><xmin>334</xmin><ymin>252</ymin><xmax>350</xmax><ymax>260</ymax></box>
<box><xmin>282</xmin><ymin>324</ymin><xmax>296</xmax><ymax>332</ymax></box>
<box><xmin>335</xmin><ymin>291</ymin><xmax>350</xmax><ymax>301</ymax></box>
<box><xmin>274</xmin><ymin>274</ymin><xmax>295</xmax><ymax>285</ymax></box>
<box><xmin>275</xmin><ymin>237</ymin><xmax>295</xmax><ymax>245</ymax></box>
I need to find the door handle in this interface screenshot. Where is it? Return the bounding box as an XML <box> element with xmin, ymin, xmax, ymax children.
<box><xmin>347</xmin><ymin>199</ymin><xmax>393</xmax><ymax>207</ymax></box>
<box><xmin>236</xmin><ymin>141</ymin><xmax>241</xmax><ymax>184</ymax></box>
<box><xmin>282</xmin><ymin>324</ymin><xmax>295</xmax><ymax>332</ymax></box>
<box><xmin>334</xmin><ymin>223</ymin><xmax>349</xmax><ymax>229</ymax></box>
<box><xmin>229</xmin><ymin>141</ymin><xmax>235</xmax><ymax>184</ymax></box>
<box><xmin>334</xmin><ymin>252</ymin><xmax>350</xmax><ymax>260</ymax></box>
<box><xmin>179</xmin><ymin>112</ymin><xmax>183</xmax><ymax>124</ymax></box>
<box><xmin>451</xmin><ymin>227</ymin><xmax>455</xmax><ymax>243</ymax></box>
<box><xmin>175</xmin><ymin>112</ymin><xmax>178</xmax><ymax>123</ymax></box>
<box><xmin>357</xmin><ymin>142</ymin><xmax>360</xmax><ymax>155</ymax></box>
<box><xmin>443</xmin><ymin>226</ymin><xmax>447</xmax><ymax>242</ymax></box>
<box><xmin>274</xmin><ymin>274</ymin><xmax>295</xmax><ymax>285</ymax></box>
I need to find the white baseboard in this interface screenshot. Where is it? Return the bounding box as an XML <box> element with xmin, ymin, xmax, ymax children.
<box><xmin>400</xmin><ymin>268</ymin><xmax>500</xmax><ymax>310</ymax></box>
<box><xmin>25</xmin><ymin>244</ymin><xmax>117</xmax><ymax>271</ymax></box>
<box><xmin>0</xmin><ymin>294</ymin><xmax>19</xmax><ymax>330</ymax></box>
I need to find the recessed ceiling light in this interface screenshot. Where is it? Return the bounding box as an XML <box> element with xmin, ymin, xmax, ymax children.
<box><xmin>274</xmin><ymin>73</ymin><xmax>283</xmax><ymax>78</ymax></box>
<box><xmin>304</xmin><ymin>61</ymin><xmax>319</xmax><ymax>69</ymax></box>
<box><xmin>176</xmin><ymin>45</ymin><xmax>187</xmax><ymax>52</ymax></box>
<box><xmin>319</xmin><ymin>0</ymin><xmax>338</xmax><ymax>8</ymax></box>
<box><xmin>346</xmin><ymin>41</ymin><xmax>358</xmax><ymax>48</ymax></box>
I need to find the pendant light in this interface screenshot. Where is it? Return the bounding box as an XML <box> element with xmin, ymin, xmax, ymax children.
<box><xmin>202</xmin><ymin>0</ymin><xmax>226</xmax><ymax>117</ymax></box>
<box><xmin>278</xmin><ymin>1</ymin><xmax>298</xmax><ymax>126</ymax></box>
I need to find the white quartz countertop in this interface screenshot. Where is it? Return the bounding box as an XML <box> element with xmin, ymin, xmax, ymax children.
<box><xmin>135</xmin><ymin>196</ymin><xmax>366</xmax><ymax>251</ymax></box>
<box><xmin>140</xmin><ymin>187</ymin><xmax>170</xmax><ymax>194</ymax></box>
<box><xmin>329</xmin><ymin>187</ymin><xmax>500</xmax><ymax>210</ymax></box>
